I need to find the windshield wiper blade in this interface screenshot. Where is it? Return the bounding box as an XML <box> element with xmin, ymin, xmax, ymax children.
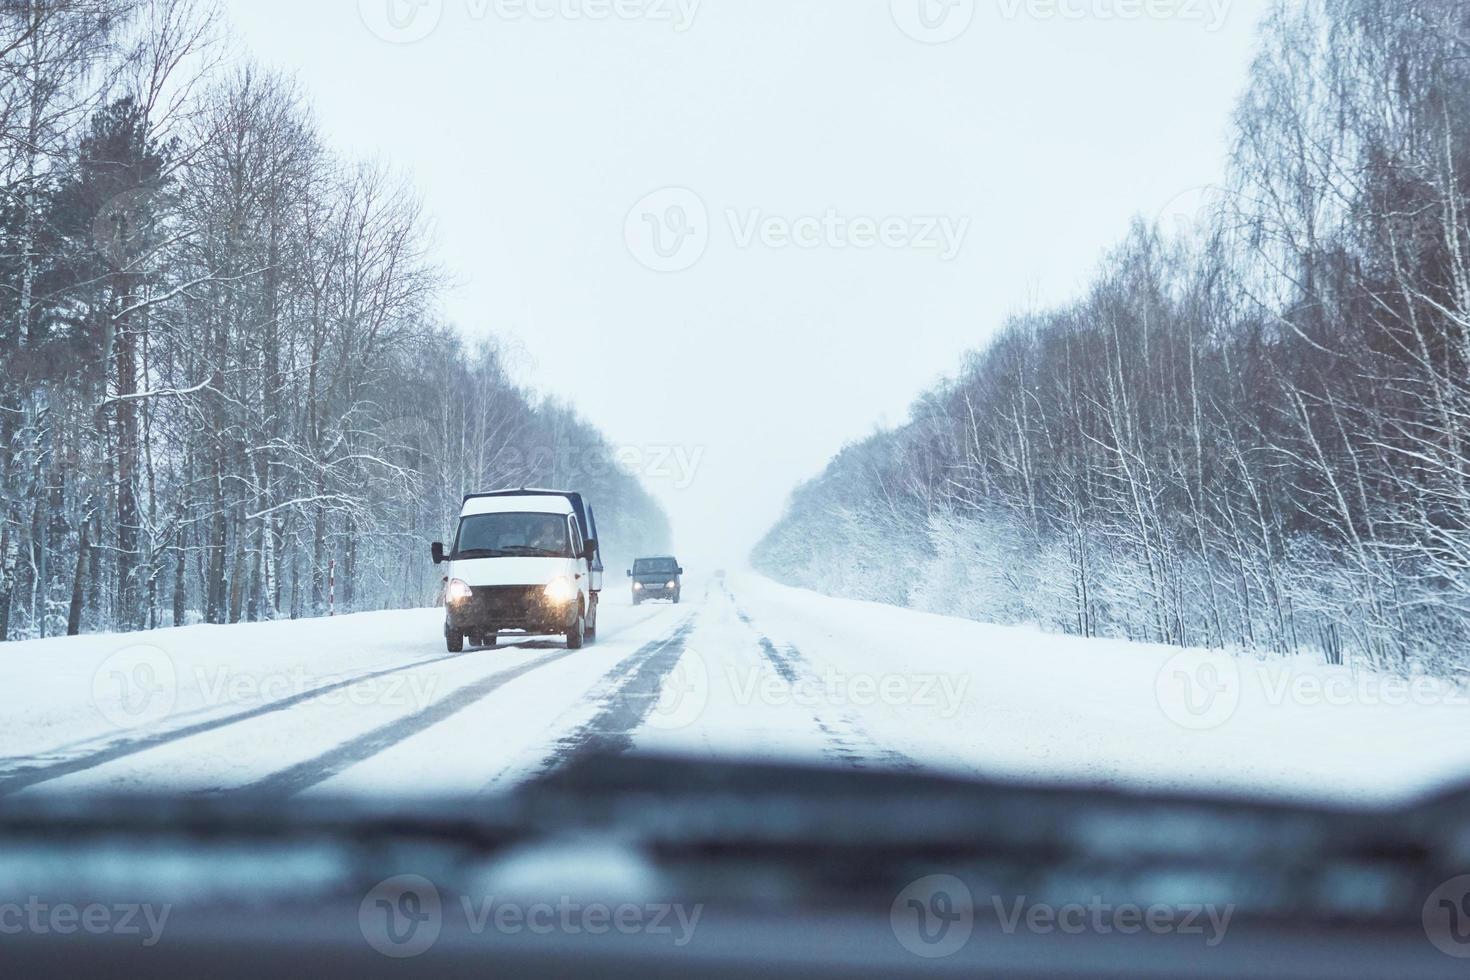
<box><xmin>450</xmin><ymin>548</ymin><xmax>504</xmax><ymax>559</ymax></box>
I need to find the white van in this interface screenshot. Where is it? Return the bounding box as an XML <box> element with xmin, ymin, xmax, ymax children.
<box><xmin>430</xmin><ymin>489</ymin><xmax>603</xmax><ymax>652</ymax></box>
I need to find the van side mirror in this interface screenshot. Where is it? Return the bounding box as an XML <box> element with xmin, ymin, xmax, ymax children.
<box><xmin>677</xmin><ymin>567</ymin><xmax>684</xmax><ymax>575</ymax></box>
<box><xmin>626</xmin><ymin>569</ymin><xmax>632</xmax><ymax>577</ymax></box>
<box><xmin>431</xmin><ymin>542</ymin><xmax>446</xmax><ymax>565</ymax></box>
<box><xmin>582</xmin><ymin>538</ymin><xmax>597</xmax><ymax>560</ymax></box>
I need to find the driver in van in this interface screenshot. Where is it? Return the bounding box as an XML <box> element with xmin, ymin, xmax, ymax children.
<box><xmin>529</xmin><ymin>517</ymin><xmax>567</xmax><ymax>555</ymax></box>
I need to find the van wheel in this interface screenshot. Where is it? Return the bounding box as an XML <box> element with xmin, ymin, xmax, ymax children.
<box><xmin>446</xmin><ymin>629</ymin><xmax>464</xmax><ymax>653</ymax></box>
<box><xmin>585</xmin><ymin>601</ymin><xmax>597</xmax><ymax>642</ymax></box>
<box><xmin>673</xmin><ymin>591</ymin><xmax>681</xmax><ymax>604</ymax></box>
<box><xmin>566</xmin><ymin>607</ymin><xmax>586</xmax><ymax>649</ymax></box>
<box><xmin>485</xmin><ymin>632</ymin><xmax>497</xmax><ymax>648</ymax></box>
<box><xmin>632</xmin><ymin>594</ymin><xmax>641</xmax><ymax>606</ymax></box>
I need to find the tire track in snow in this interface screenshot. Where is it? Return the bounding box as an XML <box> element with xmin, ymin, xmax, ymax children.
<box><xmin>738</xmin><ymin>601</ymin><xmax>917</xmax><ymax>772</ymax></box>
<box><xmin>232</xmin><ymin>646</ymin><xmax>587</xmax><ymax>798</ymax></box>
<box><xmin>533</xmin><ymin>619</ymin><xmax>698</xmax><ymax>775</ymax></box>
<box><xmin>248</xmin><ymin>610</ymin><xmax>696</xmax><ymax>797</ymax></box>
<box><xmin>0</xmin><ymin>647</ymin><xmax>485</xmax><ymax>797</ymax></box>
<box><xmin>755</xmin><ymin>636</ymin><xmax>866</xmax><ymax>768</ymax></box>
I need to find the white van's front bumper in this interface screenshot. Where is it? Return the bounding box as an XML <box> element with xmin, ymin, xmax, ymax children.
<box><xmin>446</xmin><ymin>584</ymin><xmax>579</xmax><ymax>635</ymax></box>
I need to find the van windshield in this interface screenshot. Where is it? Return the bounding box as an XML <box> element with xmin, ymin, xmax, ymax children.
<box><xmin>454</xmin><ymin>512</ymin><xmax>572</xmax><ymax>558</ymax></box>
<box><xmin>634</xmin><ymin>558</ymin><xmax>678</xmax><ymax>574</ymax></box>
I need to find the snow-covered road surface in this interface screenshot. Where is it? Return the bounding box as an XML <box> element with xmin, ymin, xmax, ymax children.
<box><xmin>4</xmin><ymin>572</ymin><xmax>1470</xmax><ymax>804</ymax></box>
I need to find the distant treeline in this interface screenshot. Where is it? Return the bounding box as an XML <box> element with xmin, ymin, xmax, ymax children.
<box><xmin>756</xmin><ymin>0</ymin><xmax>1470</xmax><ymax>674</ymax></box>
<box><xmin>0</xmin><ymin>0</ymin><xmax>670</xmax><ymax>639</ymax></box>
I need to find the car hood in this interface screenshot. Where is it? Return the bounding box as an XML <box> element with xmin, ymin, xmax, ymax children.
<box><xmin>449</xmin><ymin>555</ymin><xmax>573</xmax><ymax>587</ymax></box>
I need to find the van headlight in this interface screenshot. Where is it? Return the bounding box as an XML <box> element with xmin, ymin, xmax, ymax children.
<box><xmin>666</xmin><ymin>580</ymin><xmax>676</xmax><ymax>589</ymax></box>
<box><xmin>446</xmin><ymin>579</ymin><xmax>472</xmax><ymax>603</ymax></box>
<box><xmin>544</xmin><ymin>576</ymin><xmax>576</xmax><ymax>604</ymax></box>
<box><xmin>632</xmin><ymin>582</ymin><xmax>643</xmax><ymax>591</ymax></box>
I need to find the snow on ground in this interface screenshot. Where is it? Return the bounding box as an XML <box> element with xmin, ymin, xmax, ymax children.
<box><xmin>651</xmin><ymin>572</ymin><xmax>1470</xmax><ymax>804</ymax></box>
<box><xmin>3</xmin><ymin>571</ymin><xmax>1469</xmax><ymax>805</ymax></box>
<box><xmin>0</xmin><ymin>608</ymin><xmax>451</xmax><ymax>765</ymax></box>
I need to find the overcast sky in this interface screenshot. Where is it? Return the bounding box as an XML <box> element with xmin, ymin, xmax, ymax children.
<box><xmin>222</xmin><ymin>0</ymin><xmax>1270</xmax><ymax>567</ymax></box>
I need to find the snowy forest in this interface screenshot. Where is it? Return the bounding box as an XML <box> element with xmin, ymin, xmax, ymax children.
<box><xmin>0</xmin><ymin>0</ymin><xmax>671</xmax><ymax>640</ymax></box>
<box><xmin>756</xmin><ymin>0</ymin><xmax>1470</xmax><ymax>675</ymax></box>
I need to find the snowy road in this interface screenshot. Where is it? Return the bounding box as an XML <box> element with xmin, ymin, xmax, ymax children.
<box><xmin>4</xmin><ymin>572</ymin><xmax>1470</xmax><ymax>803</ymax></box>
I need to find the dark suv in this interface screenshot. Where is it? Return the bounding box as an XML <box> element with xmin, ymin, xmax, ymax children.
<box><xmin>628</xmin><ymin>556</ymin><xmax>682</xmax><ymax>604</ymax></box>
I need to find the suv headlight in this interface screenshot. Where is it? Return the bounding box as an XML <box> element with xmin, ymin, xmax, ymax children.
<box><xmin>446</xmin><ymin>579</ymin><xmax>472</xmax><ymax>602</ymax></box>
<box><xmin>544</xmin><ymin>576</ymin><xmax>576</xmax><ymax>604</ymax></box>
